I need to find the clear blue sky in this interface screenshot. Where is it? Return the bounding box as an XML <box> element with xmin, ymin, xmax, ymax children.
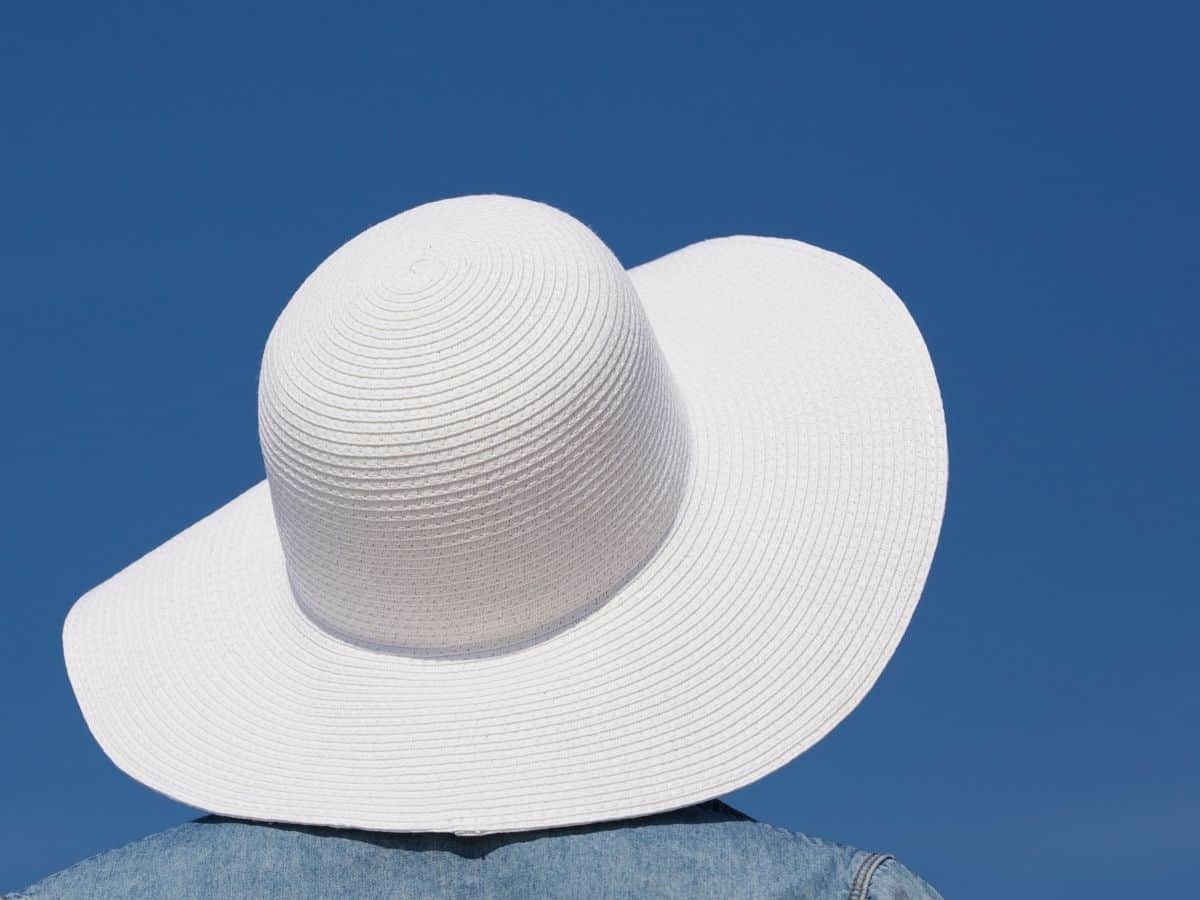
<box><xmin>2</xmin><ymin>2</ymin><xmax>1196</xmax><ymax>896</ymax></box>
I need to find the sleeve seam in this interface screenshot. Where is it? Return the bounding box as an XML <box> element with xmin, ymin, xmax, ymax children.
<box><xmin>849</xmin><ymin>851</ymin><xmax>894</xmax><ymax>900</ymax></box>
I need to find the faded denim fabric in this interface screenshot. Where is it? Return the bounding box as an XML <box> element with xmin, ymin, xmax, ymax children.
<box><xmin>11</xmin><ymin>800</ymin><xmax>942</xmax><ymax>899</ymax></box>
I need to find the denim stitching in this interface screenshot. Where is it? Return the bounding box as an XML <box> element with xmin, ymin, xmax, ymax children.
<box><xmin>849</xmin><ymin>852</ymin><xmax>893</xmax><ymax>900</ymax></box>
<box><xmin>848</xmin><ymin>853</ymin><xmax>870</xmax><ymax>900</ymax></box>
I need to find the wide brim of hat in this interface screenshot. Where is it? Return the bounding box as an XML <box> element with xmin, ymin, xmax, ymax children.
<box><xmin>64</xmin><ymin>236</ymin><xmax>947</xmax><ymax>834</ymax></box>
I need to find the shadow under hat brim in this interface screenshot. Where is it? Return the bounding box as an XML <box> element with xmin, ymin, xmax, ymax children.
<box><xmin>64</xmin><ymin>236</ymin><xmax>947</xmax><ymax>834</ymax></box>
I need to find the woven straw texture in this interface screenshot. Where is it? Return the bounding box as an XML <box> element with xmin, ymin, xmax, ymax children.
<box><xmin>64</xmin><ymin>196</ymin><xmax>947</xmax><ymax>834</ymax></box>
<box><xmin>259</xmin><ymin>198</ymin><xmax>690</xmax><ymax>654</ymax></box>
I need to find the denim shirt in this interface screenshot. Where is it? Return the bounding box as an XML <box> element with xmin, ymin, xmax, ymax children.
<box><xmin>12</xmin><ymin>800</ymin><xmax>942</xmax><ymax>899</ymax></box>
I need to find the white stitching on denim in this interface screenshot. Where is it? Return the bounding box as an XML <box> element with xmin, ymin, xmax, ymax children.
<box><xmin>849</xmin><ymin>852</ymin><xmax>893</xmax><ymax>900</ymax></box>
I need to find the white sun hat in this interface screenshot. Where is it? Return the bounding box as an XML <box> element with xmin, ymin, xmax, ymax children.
<box><xmin>64</xmin><ymin>195</ymin><xmax>947</xmax><ymax>835</ymax></box>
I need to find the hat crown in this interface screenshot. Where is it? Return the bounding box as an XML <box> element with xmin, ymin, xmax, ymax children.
<box><xmin>258</xmin><ymin>196</ymin><xmax>691</xmax><ymax>654</ymax></box>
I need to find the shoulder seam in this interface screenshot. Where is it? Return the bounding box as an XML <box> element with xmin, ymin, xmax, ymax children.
<box><xmin>848</xmin><ymin>852</ymin><xmax>893</xmax><ymax>900</ymax></box>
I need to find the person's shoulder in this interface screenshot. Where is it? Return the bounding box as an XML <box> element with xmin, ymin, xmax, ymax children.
<box><xmin>604</xmin><ymin>801</ymin><xmax>942</xmax><ymax>900</ymax></box>
<box><xmin>10</xmin><ymin>816</ymin><xmax>313</xmax><ymax>899</ymax></box>
<box><xmin>10</xmin><ymin>818</ymin><xmax>242</xmax><ymax>898</ymax></box>
<box><xmin>854</xmin><ymin>853</ymin><xmax>945</xmax><ymax>900</ymax></box>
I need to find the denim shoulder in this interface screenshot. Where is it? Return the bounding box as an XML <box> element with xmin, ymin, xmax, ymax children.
<box><xmin>686</xmin><ymin>799</ymin><xmax>945</xmax><ymax>899</ymax></box>
<box><xmin>852</xmin><ymin>852</ymin><xmax>944</xmax><ymax>900</ymax></box>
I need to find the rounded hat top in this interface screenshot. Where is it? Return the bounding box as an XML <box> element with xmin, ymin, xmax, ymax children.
<box><xmin>258</xmin><ymin>196</ymin><xmax>692</xmax><ymax>654</ymax></box>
